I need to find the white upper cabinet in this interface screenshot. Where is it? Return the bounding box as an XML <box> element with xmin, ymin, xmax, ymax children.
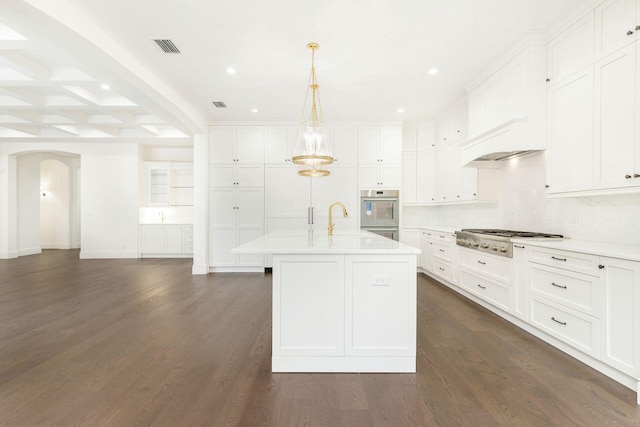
<box><xmin>435</xmin><ymin>105</ymin><xmax>467</xmax><ymax>147</ymax></box>
<box><xmin>210</xmin><ymin>126</ymin><xmax>264</xmax><ymax>164</ymax></box>
<box><xmin>265</xmin><ymin>125</ymin><xmax>293</xmax><ymax>164</ymax></box>
<box><xmin>594</xmin><ymin>0</ymin><xmax>640</xmax><ymax>60</ymax></box>
<box><xmin>594</xmin><ymin>43</ymin><xmax>638</xmax><ymax>190</ymax></box>
<box><xmin>416</xmin><ymin>150</ymin><xmax>435</xmax><ymax>204</ymax></box>
<box><xmin>332</xmin><ymin>126</ymin><xmax>358</xmax><ymax>164</ymax></box>
<box><xmin>547</xmin><ymin>12</ymin><xmax>595</xmax><ymax>86</ymax></box>
<box><xmin>358</xmin><ymin>126</ymin><xmax>402</xmax><ymax>165</ymax></box>
<box><xmin>416</xmin><ymin>127</ymin><xmax>436</xmax><ymax>151</ymax></box>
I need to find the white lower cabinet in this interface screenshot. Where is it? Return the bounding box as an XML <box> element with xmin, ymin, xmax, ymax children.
<box><xmin>599</xmin><ymin>257</ymin><xmax>640</xmax><ymax>379</ymax></box>
<box><xmin>419</xmin><ymin>229</ymin><xmax>434</xmax><ymax>273</ymax></box>
<box><xmin>139</xmin><ymin>224</ymin><xmax>193</xmax><ymax>257</ymax></box>
<box><xmin>459</xmin><ymin>269</ymin><xmax>512</xmax><ymax>312</ymax></box>
<box><xmin>458</xmin><ymin>247</ymin><xmax>514</xmax><ymax>313</ymax></box>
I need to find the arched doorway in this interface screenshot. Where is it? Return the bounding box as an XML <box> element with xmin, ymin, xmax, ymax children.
<box><xmin>15</xmin><ymin>152</ymin><xmax>81</xmax><ymax>256</ymax></box>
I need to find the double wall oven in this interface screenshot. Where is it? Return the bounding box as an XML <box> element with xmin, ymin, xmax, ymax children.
<box><xmin>360</xmin><ymin>190</ymin><xmax>399</xmax><ymax>241</ymax></box>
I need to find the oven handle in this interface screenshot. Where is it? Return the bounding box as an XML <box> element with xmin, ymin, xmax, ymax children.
<box><xmin>361</xmin><ymin>198</ymin><xmax>399</xmax><ymax>202</ymax></box>
<box><xmin>362</xmin><ymin>228</ymin><xmax>398</xmax><ymax>232</ymax></box>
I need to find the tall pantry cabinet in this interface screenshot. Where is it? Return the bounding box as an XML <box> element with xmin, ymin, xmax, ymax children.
<box><xmin>209</xmin><ymin>126</ymin><xmax>264</xmax><ymax>270</ymax></box>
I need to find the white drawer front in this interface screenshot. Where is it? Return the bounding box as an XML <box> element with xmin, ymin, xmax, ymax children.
<box><xmin>433</xmin><ymin>258</ymin><xmax>453</xmax><ymax>282</ymax></box>
<box><xmin>530</xmin><ymin>296</ymin><xmax>599</xmax><ymax>357</ymax></box>
<box><xmin>433</xmin><ymin>242</ymin><xmax>453</xmax><ymax>262</ymax></box>
<box><xmin>460</xmin><ymin>249</ymin><xmax>513</xmax><ymax>283</ymax></box>
<box><xmin>460</xmin><ymin>270</ymin><xmax>511</xmax><ymax>312</ymax></box>
<box><xmin>530</xmin><ymin>264</ymin><xmax>599</xmax><ymax>317</ymax></box>
<box><xmin>529</xmin><ymin>247</ymin><xmax>599</xmax><ymax>276</ymax></box>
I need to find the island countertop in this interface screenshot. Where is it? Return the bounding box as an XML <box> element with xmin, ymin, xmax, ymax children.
<box><xmin>232</xmin><ymin>229</ymin><xmax>421</xmax><ymax>255</ymax></box>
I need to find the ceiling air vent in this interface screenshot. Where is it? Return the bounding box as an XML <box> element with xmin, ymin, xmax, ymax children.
<box><xmin>212</xmin><ymin>101</ymin><xmax>227</xmax><ymax>108</ymax></box>
<box><xmin>154</xmin><ymin>39</ymin><xmax>180</xmax><ymax>54</ymax></box>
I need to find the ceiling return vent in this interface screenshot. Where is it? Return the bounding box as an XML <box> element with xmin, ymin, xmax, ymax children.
<box><xmin>212</xmin><ymin>101</ymin><xmax>227</xmax><ymax>108</ymax></box>
<box><xmin>153</xmin><ymin>39</ymin><xmax>181</xmax><ymax>54</ymax></box>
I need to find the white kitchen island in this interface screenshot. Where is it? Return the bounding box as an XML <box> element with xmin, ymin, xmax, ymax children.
<box><xmin>232</xmin><ymin>229</ymin><xmax>421</xmax><ymax>373</ymax></box>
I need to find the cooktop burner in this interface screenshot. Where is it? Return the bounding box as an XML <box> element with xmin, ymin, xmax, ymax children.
<box><xmin>460</xmin><ymin>229</ymin><xmax>564</xmax><ymax>239</ymax></box>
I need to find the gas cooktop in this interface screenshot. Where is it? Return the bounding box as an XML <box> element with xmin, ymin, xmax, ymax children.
<box><xmin>455</xmin><ymin>229</ymin><xmax>564</xmax><ymax>257</ymax></box>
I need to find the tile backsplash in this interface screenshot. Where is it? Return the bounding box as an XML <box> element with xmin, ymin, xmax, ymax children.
<box><xmin>404</xmin><ymin>152</ymin><xmax>640</xmax><ymax>246</ymax></box>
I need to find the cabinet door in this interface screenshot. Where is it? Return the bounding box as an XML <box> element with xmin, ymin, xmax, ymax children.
<box><xmin>402</xmin><ymin>152</ymin><xmax>417</xmax><ymax>204</ymax></box>
<box><xmin>403</xmin><ymin>128</ymin><xmax>416</xmax><ymax>152</ymax></box>
<box><xmin>420</xmin><ymin>231</ymin><xmax>434</xmax><ymax>272</ymax></box>
<box><xmin>210</xmin><ymin>126</ymin><xmax>235</xmax><ymax>164</ymax></box>
<box><xmin>209</xmin><ymin>165</ymin><xmax>235</xmax><ymax>187</ymax></box>
<box><xmin>416</xmin><ymin>126</ymin><xmax>435</xmax><ymax>151</ymax></box>
<box><xmin>141</xmin><ymin>226</ymin><xmax>165</xmax><ymax>253</ymax></box>
<box><xmin>165</xmin><ymin>225</ymin><xmax>183</xmax><ymax>253</ymax></box>
<box><xmin>547</xmin><ymin>69</ymin><xmax>595</xmax><ymax>193</ymax></box>
<box><xmin>210</xmin><ymin>228</ymin><xmax>236</xmax><ymax>266</ymax></box>
<box><xmin>236</xmin><ymin>165</ymin><xmax>264</xmax><ymax>188</ymax></box>
<box><xmin>210</xmin><ymin>188</ymin><xmax>236</xmax><ymax>227</ymax></box>
<box><xmin>434</xmin><ymin>146</ymin><xmax>449</xmax><ymax>202</ymax></box>
<box><xmin>236</xmin><ymin>126</ymin><xmax>264</xmax><ymax>163</ymax></box>
<box><xmin>357</xmin><ymin>126</ymin><xmax>380</xmax><ymax>164</ymax></box>
<box><xmin>595</xmin><ymin>0</ymin><xmax>637</xmax><ymax>60</ymax></box>
<box><xmin>358</xmin><ymin>165</ymin><xmax>380</xmax><ymax>188</ymax></box>
<box><xmin>416</xmin><ymin>150</ymin><xmax>435</xmax><ymax>204</ymax></box>
<box><xmin>333</xmin><ymin>125</ymin><xmax>358</xmax><ymax>164</ymax></box>
<box><xmin>148</xmin><ymin>166</ymin><xmax>170</xmax><ymax>205</ymax></box>
<box><xmin>379</xmin><ymin>165</ymin><xmax>402</xmax><ymax>188</ymax></box>
<box><xmin>446</xmin><ymin>144</ymin><xmax>463</xmax><ymax>201</ymax></box>
<box><xmin>379</xmin><ymin>126</ymin><xmax>402</xmax><ymax>165</ymax></box>
<box><xmin>600</xmin><ymin>257</ymin><xmax>640</xmax><ymax>377</ymax></box>
<box><xmin>595</xmin><ymin>44</ymin><xmax>637</xmax><ymax>190</ymax></box>
<box><xmin>547</xmin><ymin>13</ymin><xmax>595</xmax><ymax>85</ymax></box>
<box><xmin>265</xmin><ymin>126</ymin><xmax>290</xmax><ymax>164</ymax></box>
<box><xmin>237</xmin><ymin>188</ymin><xmax>264</xmax><ymax>229</ymax></box>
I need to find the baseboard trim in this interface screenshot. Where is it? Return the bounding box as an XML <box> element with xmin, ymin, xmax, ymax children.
<box><xmin>209</xmin><ymin>266</ymin><xmax>264</xmax><ymax>273</ymax></box>
<box><xmin>0</xmin><ymin>250</ymin><xmax>19</xmax><ymax>259</ymax></box>
<box><xmin>41</xmin><ymin>243</ymin><xmax>72</xmax><ymax>250</ymax></box>
<box><xmin>79</xmin><ymin>251</ymin><xmax>138</xmax><ymax>259</ymax></box>
<box><xmin>18</xmin><ymin>247</ymin><xmax>41</xmax><ymax>256</ymax></box>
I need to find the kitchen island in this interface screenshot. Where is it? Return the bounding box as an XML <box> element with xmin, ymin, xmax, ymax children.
<box><xmin>232</xmin><ymin>229</ymin><xmax>421</xmax><ymax>373</ymax></box>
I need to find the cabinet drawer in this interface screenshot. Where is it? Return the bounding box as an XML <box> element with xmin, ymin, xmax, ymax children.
<box><xmin>432</xmin><ymin>242</ymin><xmax>453</xmax><ymax>262</ymax></box>
<box><xmin>530</xmin><ymin>296</ymin><xmax>599</xmax><ymax>357</ymax></box>
<box><xmin>431</xmin><ymin>232</ymin><xmax>454</xmax><ymax>243</ymax></box>
<box><xmin>460</xmin><ymin>249</ymin><xmax>512</xmax><ymax>283</ymax></box>
<box><xmin>433</xmin><ymin>258</ymin><xmax>453</xmax><ymax>282</ymax></box>
<box><xmin>529</xmin><ymin>247</ymin><xmax>600</xmax><ymax>276</ymax></box>
<box><xmin>460</xmin><ymin>270</ymin><xmax>511</xmax><ymax>312</ymax></box>
<box><xmin>530</xmin><ymin>264</ymin><xmax>599</xmax><ymax>317</ymax></box>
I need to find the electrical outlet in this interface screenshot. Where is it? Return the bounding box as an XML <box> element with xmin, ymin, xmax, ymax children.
<box><xmin>372</xmin><ymin>275</ymin><xmax>389</xmax><ymax>286</ymax></box>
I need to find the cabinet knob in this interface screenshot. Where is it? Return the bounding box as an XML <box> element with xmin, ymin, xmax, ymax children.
<box><xmin>546</xmin><ymin>78</ymin><xmax>551</xmax><ymax>82</ymax></box>
<box><xmin>625</xmin><ymin>174</ymin><xmax>632</xmax><ymax>179</ymax></box>
<box><xmin>627</xmin><ymin>30</ymin><xmax>634</xmax><ymax>36</ymax></box>
<box><xmin>637</xmin><ymin>25</ymin><xmax>640</xmax><ymax>31</ymax></box>
<box><xmin>598</xmin><ymin>265</ymin><xmax>605</xmax><ymax>269</ymax></box>
<box><xmin>545</xmin><ymin>184</ymin><xmax>550</xmax><ymax>188</ymax></box>
<box><xmin>634</xmin><ymin>173</ymin><xmax>640</xmax><ymax>178</ymax></box>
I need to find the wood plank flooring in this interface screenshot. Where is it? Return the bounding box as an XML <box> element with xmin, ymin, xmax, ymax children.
<box><xmin>0</xmin><ymin>250</ymin><xmax>638</xmax><ymax>426</ymax></box>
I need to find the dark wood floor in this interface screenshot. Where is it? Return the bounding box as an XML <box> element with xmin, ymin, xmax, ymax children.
<box><xmin>0</xmin><ymin>251</ymin><xmax>638</xmax><ymax>426</ymax></box>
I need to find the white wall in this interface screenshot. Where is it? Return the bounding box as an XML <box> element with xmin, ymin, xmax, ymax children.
<box><xmin>0</xmin><ymin>142</ymin><xmax>139</xmax><ymax>259</ymax></box>
<box><xmin>408</xmin><ymin>152</ymin><xmax>640</xmax><ymax>246</ymax></box>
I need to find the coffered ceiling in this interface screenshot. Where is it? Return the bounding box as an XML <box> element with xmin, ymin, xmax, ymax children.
<box><xmin>1</xmin><ymin>0</ymin><xmax>586</xmax><ymax>144</ymax></box>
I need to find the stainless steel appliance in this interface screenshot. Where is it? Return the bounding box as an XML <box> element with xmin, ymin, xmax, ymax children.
<box><xmin>360</xmin><ymin>189</ymin><xmax>399</xmax><ymax>241</ymax></box>
<box><xmin>455</xmin><ymin>229</ymin><xmax>563</xmax><ymax>258</ymax></box>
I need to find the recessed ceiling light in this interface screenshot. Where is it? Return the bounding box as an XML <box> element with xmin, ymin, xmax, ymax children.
<box><xmin>100</xmin><ymin>84</ymin><xmax>110</xmax><ymax>90</ymax></box>
<box><xmin>428</xmin><ymin>67</ymin><xmax>438</xmax><ymax>75</ymax></box>
<box><xmin>227</xmin><ymin>68</ymin><xmax>236</xmax><ymax>74</ymax></box>
<box><xmin>251</xmin><ymin>108</ymin><xmax>258</xmax><ymax>113</ymax></box>
<box><xmin>397</xmin><ymin>108</ymin><xmax>405</xmax><ymax>113</ymax></box>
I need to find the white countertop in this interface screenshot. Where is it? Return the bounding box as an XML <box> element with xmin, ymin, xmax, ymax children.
<box><xmin>511</xmin><ymin>238</ymin><xmax>640</xmax><ymax>262</ymax></box>
<box><xmin>402</xmin><ymin>225</ymin><xmax>459</xmax><ymax>234</ymax></box>
<box><xmin>232</xmin><ymin>229</ymin><xmax>421</xmax><ymax>255</ymax></box>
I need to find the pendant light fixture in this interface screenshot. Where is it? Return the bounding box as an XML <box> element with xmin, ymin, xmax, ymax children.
<box><xmin>292</xmin><ymin>42</ymin><xmax>333</xmax><ymax>177</ymax></box>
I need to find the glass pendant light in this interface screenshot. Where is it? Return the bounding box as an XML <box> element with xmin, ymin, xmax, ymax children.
<box><xmin>292</xmin><ymin>42</ymin><xmax>333</xmax><ymax>177</ymax></box>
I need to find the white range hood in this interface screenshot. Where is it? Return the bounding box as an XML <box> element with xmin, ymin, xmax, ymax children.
<box><xmin>460</xmin><ymin>118</ymin><xmax>545</xmax><ymax>168</ymax></box>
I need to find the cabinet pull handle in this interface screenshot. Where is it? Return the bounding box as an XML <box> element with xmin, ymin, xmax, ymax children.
<box><xmin>514</xmin><ymin>245</ymin><xmax>525</xmax><ymax>249</ymax></box>
<box><xmin>477</xmin><ymin>284</ymin><xmax>486</xmax><ymax>289</ymax></box>
<box><xmin>439</xmin><ymin>235</ymin><xmax>445</xmax><ymax>238</ymax></box>
<box><xmin>439</xmin><ymin>249</ymin><xmax>445</xmax><ymax>252</ymax></box>
<box><xmin>551</xmin><ymin>256</ymin><xmax>567</xmax><ymax>261</ymax></box>
<box><xmin>551</xmin><ymin>317</ymin><xmax>567</xmax><ymax>326</ymax></box>
<box><xmin>628</xmin><ymin>30</ymin><xmax>634</xmax><ymax>36</ymax></box>
<box><xmin>477</xmin><ymin>260</ymin><xmax>486</xmax><ymax>265</ymax></box>
<box><xmin>625</xmin><ymin>174</ymin><xmax>632</xmax><ymax>179</ymax></box>
<box><xmin>438</xmin><ymin>267</ymin><xmax>445</xmax><ymax>271</ymax></box>
<box><xmin>551</xmin><ymin>282</ymin><xmax>567</xmax><ymax>289</ymax></box>
<box><xmin>598</xmin><ymin>264</ymin><xmax>605</xmax><ymax>269</ymax></box>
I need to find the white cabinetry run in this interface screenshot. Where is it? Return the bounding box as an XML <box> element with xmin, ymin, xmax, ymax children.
<box><xmin>139</xmin><ymin>224</ymin><xmax>193</xmax><ymax>257</ymax></box>
<box><xmin>358</xmin><ymin>126</ymin><xmax>402</xmax><ymax>188</ymax></box>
